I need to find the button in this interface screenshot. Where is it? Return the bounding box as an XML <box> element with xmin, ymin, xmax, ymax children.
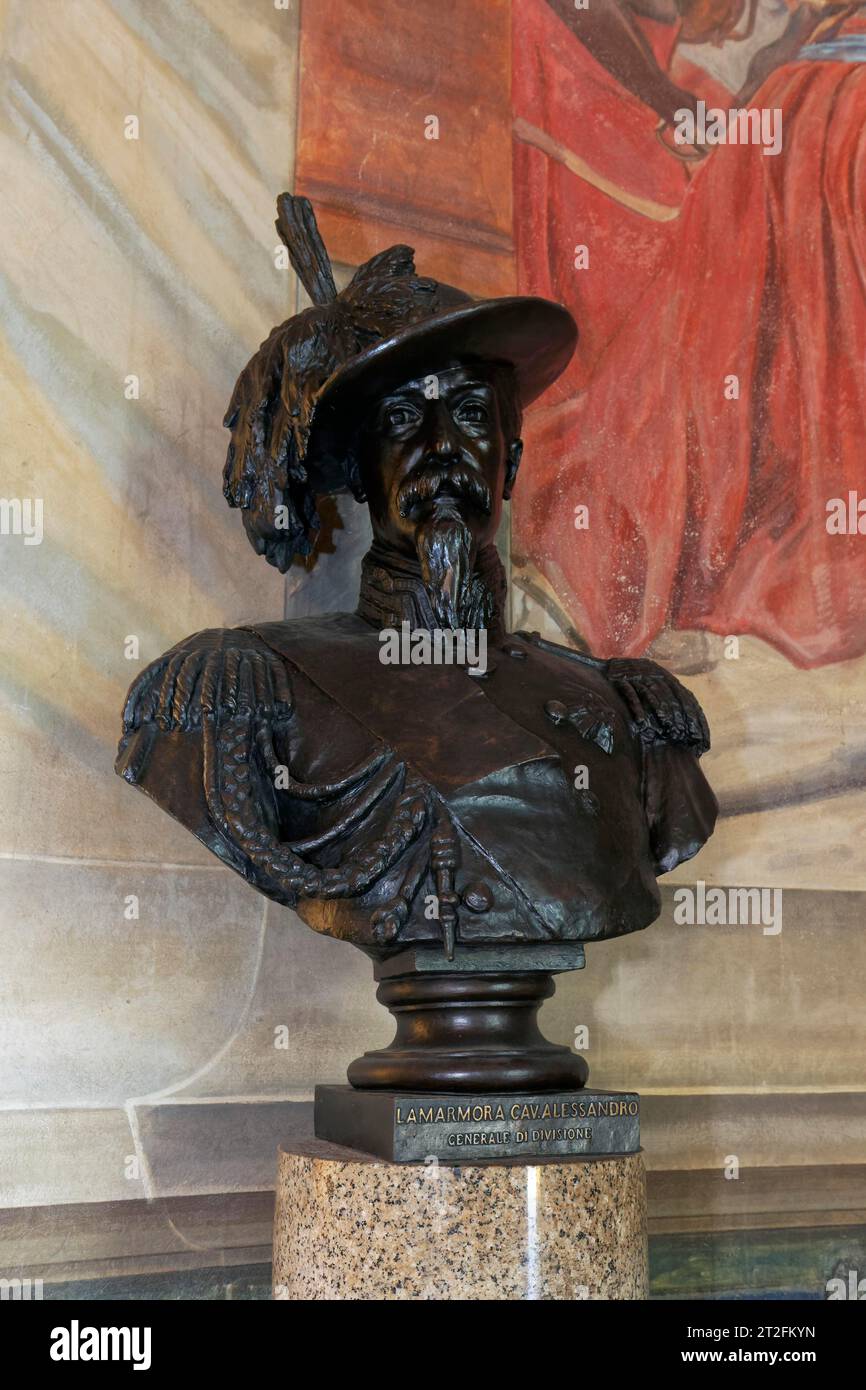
<box><xmin>462</xmin><ymin>881</ymin><xmax>494</xmax><ymax>913</ymax></box>
<box><xmin>544</xmin><ymin>699</ymin><xmax>568</xmax><ymax>725</ymax></box>
<box><xmin>502</xmin><ymin>643</ymin><xmax>527</xmax><ymax>660</ymax></box>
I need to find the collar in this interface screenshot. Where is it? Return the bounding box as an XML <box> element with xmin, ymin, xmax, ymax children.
<box><xmin>357</xmin><ymin>540</ymin><xmax>508</xmax><ymax>639</ymax></box>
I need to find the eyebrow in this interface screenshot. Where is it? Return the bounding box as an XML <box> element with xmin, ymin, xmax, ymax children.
<box><xmin>385</xmin><ymin>379</ymin><xmax>494</xmax><ymax>401</ymax></box>
<box><xmin>444</xmin><ymin>379</ymin><xmax>494</xmax><ymax>395</ymax></box>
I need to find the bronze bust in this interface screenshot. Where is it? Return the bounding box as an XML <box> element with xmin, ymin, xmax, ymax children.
<box><xmin>117</xmin><ymin>196</ymin><xmax>716</xmax><ymax>1123</ymax></box>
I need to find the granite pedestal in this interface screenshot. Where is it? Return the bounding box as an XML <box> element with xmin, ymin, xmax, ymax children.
<box><xmin>273</xmin><ymin>1138</ymin><xmax>647</xmax><ymax>1300</ymax></box>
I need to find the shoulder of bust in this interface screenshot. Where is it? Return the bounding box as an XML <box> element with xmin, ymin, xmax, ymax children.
<box><xmin>513</xmin><ymin>633</ymin><xmax>710</xmax><ymax>755</ymax></box>
<box><xmin>604</xmin><ymin>655</ymin><xmax>711</xmax><ymax>755</ymax></box>
<box><xmin>119</xmin><ymin>623</ymin><xmax>293</xmax><ymax>739</ymax></box>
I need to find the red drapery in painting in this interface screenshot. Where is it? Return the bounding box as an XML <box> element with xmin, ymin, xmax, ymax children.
<box><xmin>512</xmin><ymin>0</ymin><xmax>866</xmax><ymax>668</ymax></box>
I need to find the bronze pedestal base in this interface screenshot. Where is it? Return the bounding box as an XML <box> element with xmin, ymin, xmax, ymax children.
<box><xmin>346</xmin><ymin>968</ymin><xmax>588</xmax><ymax>1093</ymax></box>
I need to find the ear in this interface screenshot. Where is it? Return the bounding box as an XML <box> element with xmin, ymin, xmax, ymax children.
<box><xmin>503</xmin><ymin>439</ymin><xmax>523</xmax><ymax>501</ymax></box>
<box><xmin>345</xmin><ymin>451</ymin><xmax>368</xmax><ymax>504</ymax></box>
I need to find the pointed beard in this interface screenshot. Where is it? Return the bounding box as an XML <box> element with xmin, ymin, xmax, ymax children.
<box><xmin>414</xmin><ymin>510</ymin><xmax>493</xmax><ymax>630</ymax></box>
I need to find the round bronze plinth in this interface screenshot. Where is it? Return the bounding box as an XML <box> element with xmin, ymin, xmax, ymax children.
<box><xmin>347</xmin><ymin>970</ymin><xmax>588</xmax><ymax>1092</ymax></box>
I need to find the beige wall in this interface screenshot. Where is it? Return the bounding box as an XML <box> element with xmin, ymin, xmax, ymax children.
<box><xmin>0</xmin><ymin>0</ymin><xmax>314</xmax><ymax>1206</ymax></box>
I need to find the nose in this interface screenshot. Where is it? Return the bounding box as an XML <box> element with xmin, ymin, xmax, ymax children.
<box><xmin>425</xmin><ymin>402</ymin><xmax>461</xmax><ymax>462</ymax></box>
<box><xmin>431</xmin><ymin>436</ymin><xmax>459</xmax><ymax>459</ymax></box>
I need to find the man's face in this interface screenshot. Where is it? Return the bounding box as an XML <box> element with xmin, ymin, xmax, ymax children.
<box><xmin>356</xmin><ymin>362</ymin><xmax>522</xmax><ymax>560</ymax></box>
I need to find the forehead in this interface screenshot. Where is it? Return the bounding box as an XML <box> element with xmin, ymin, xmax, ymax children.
<box><xmin>385</xmin><ymin>361</ymin><xmax>500</xmax><ymax>397</ymax></box>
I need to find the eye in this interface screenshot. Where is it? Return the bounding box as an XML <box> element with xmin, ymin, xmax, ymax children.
<box><xmin>455</xmin><ymin>398</ymin><xmax>490</xmax><ymax>425</ymax></box>
<box><xmin>381</xmin><ymin>403</ymin><xmax>420</xmax><ymax>431</ymax></box>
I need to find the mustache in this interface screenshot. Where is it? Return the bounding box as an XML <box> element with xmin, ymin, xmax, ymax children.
<box><xmin>396</xmin><ymin>463</ymin><xmax>492</xmax><ymax>519</ymax></box>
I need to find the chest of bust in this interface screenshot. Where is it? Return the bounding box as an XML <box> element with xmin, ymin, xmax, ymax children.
<box><xmin>256</xmin><ymin>615</ymin><xmax>659</xmax><ymax>943</ymax></box>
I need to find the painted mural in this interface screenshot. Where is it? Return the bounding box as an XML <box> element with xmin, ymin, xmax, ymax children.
<box><xmin>507</xmin><ymin>0</ymin><xmax>866</xmax><ymax>902</ymax></box>
<box><xmin>512</xmin><ymin>0</ymin><xmax>866</xmax><ymax>669</ymax></box>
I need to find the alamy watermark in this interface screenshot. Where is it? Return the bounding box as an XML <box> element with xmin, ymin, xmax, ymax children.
<box><xmin>0</xmin><ymin>497</ymin><xmax>43</xmax><ymax>545</ymax></box>
<box><xmin>673</xmin><ymin>881</ymin><xmax>782</xmax><ymax>936</ymax></box>
<box><xmin>379</xmin><ymin>621</ymin><xmax>487</xmax><ymax>675</ymax></box>
<box><xmin>827</xmin><ymin>491</ymin><xmax>866</xmax><ymax>534</ymax></box>
<box><xmin>50</xmin><ymin>1321</ymin><xmax>151</xmax><ymax>1369</ymax></box>
<box><xmin>673</xmin><ymin>101</ymin><xmax>782</xmax><ymax>157</ymax></box>
<box><xmin>0</xmin><ymin>1276</ymin><xmax>43</xmax><ymax>1300</ymax></box>
<box><xmin>826</xmin><ymin>1268</ymin><xmax>866</xmax><ymax>1300</ymax></box>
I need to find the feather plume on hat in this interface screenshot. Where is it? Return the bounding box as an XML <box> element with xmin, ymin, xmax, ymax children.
<box><xmin>222</xmin><ymin>194</ymin><xmax>444</xmax><ymax>573</ymax></box>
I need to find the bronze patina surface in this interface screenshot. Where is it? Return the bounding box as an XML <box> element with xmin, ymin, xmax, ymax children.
<box><xmin>117</xmin><ymin>196</ymin><xmax>716</xmax><ymax>1114</ymax></box>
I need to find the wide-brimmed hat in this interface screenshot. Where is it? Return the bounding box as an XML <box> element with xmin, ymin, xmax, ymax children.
<box><xmin>222</xmin><ymin>195</ymin><xmax>577</xmax><ymax>570</ymax></box>
<box><xmin>308</xmin><ymin>291</ymin><xmax>577</xmax><ymax>491</ymax></box>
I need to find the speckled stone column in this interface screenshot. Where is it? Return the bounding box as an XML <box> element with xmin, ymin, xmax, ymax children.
<box><xmin>273</xmin><ymin>1139</ymin><xmax>647</xmax><ymax>1300</ymax></box>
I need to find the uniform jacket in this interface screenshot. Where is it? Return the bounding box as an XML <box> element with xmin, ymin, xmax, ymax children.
<box><xmin>116</xmin><ymin>547</ymin><xmax>716</xmax><ymax>957</ymax></box>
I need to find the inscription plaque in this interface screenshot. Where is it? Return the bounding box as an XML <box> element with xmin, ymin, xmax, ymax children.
<box><xmin>315</xmin><ymin>1085</ymin><xmax>640</xmax><ymax>1164</ymax></box>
